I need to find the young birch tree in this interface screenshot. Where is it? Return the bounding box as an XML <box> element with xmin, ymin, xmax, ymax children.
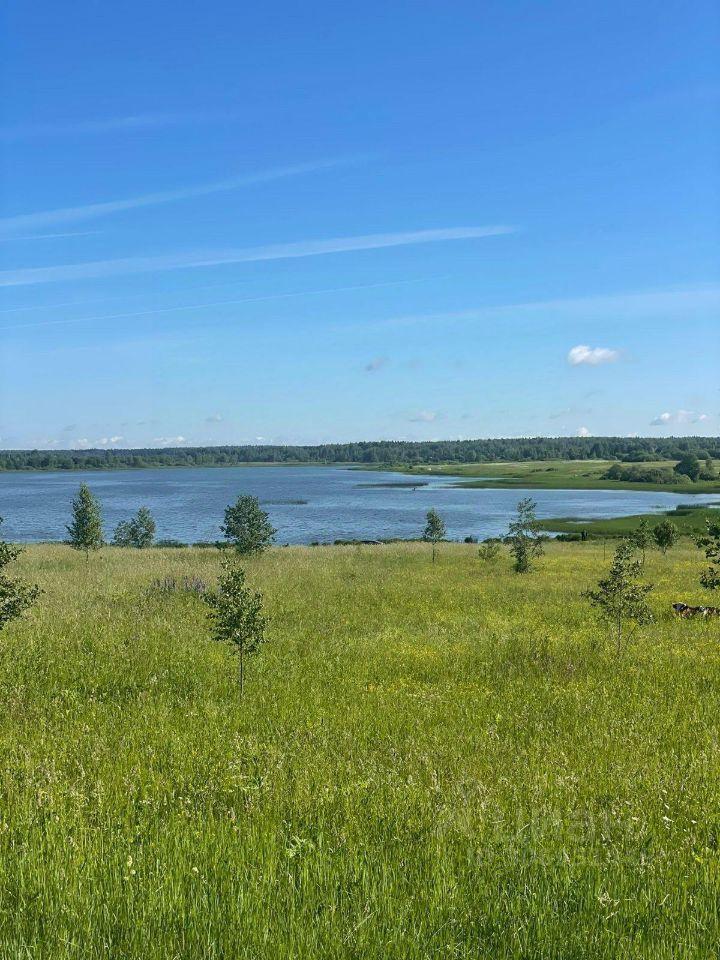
<box><xmin>423</xmin><ymin>508</ymin><xmax>446</xmax><ymax>562</ymax></box>
<box><xmin>629</xmin><ymin>518</ymin><xmax>651</xmax><ymax>565</ymax></box>
<box><xmin>506</xmin><ymin>498</ymin><xmax>544</xmax><ymax>573</ymax></box>
<box><xmin>205</xmin><ymin>560</ymin><xmax>267</xmax><ymax>695</ymax></box>
<box><xmin>584</xmin><ymin>539</ymin><xmax>653</xmax><ymax>652</ymax></box>
<box><xmin>221</xmin><ymin>495</ymin><xmax>276</xmax><ymax>555</ymax></box>
<box><xmin>653</xmin><ymin>519</ymin><xmax>679</xmax><ymax>555</ymax></box>
<box><xmin>66</xmin><ymin>483</ymin><xmax>104</xmax><ymax>559</ymax></box>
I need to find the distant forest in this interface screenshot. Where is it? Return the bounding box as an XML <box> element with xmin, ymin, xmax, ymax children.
<box><xmin>1</xmin><ymin>437</ymin><xmax>719</xmax><ymax>472</ymax></box>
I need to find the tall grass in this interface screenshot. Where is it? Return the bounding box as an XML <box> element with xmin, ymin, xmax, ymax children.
<box><xmin>2</xmin><ymin>542</ymin><xmax>718</xmax><ymax>958</ymax></box>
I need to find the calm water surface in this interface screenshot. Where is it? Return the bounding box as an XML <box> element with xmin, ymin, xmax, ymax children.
<box><xmin>0</xmin><ymin>466</ymin><xmax>716</xmax><ymax>544</ymax></box>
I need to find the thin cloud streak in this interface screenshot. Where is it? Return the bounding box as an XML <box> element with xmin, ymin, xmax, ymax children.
<box><xmin>0</xmin><ymin>231</ymin><xmax>102</xmax><ymax>242</ymax></box>
<box><xmin>0</xmin><ymin>226</ymin><xmax>514</xmax><ymax>287</ymax></box>
<box><xmin>359</xmin><ymin>284</ymin><xmax>720</xmax><ymax>331</ymax></box>
<box><xmin>0</xmin><ymin>157</ymin><xmax>359</xmax><ymax>235</ymax></box>
<box><xmin>1</xmin><ymin>276</ymin><xmax>449</xmax><ymax>331</ymax></box>
<box><xmin>0</xmin><ymin>110</ymin><xmax>242</xmax><ymax>141</ymax></box>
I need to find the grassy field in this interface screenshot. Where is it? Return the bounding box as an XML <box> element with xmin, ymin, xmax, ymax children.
<box><xmin>539</xmin><ymin>504</ymin><xmax>720</xmax><ymax>539</ymax></box>
<box><xmin>364</xmin><ymin>459</ymin><xmax>720</xmax><ymax>494</ymax></box>
<box><xmin>2</xmin><ymin>541</ymin><xmax>719</xmax><ymax>958</ymax></box>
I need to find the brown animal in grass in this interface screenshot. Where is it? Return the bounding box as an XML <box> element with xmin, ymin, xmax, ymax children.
<box><xmin>672</xmin><ymin>602</ymin><xmax>720</xmax><ymax>619</ymax></box>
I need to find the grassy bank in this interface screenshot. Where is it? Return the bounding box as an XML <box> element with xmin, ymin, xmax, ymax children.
<box><xmin>539</xmin><ymin>504</ymin><xmax>720</xmax><ymax>539</ymax></box>
<box><xmin>3</xmin><ymin>542</ymin><xmax>719</xmax><ymax>958</ymax></box>
<box><xmin>364</xmin><ymin>459</ymin><xmax>720</xmax><ymax>494</ymax></box>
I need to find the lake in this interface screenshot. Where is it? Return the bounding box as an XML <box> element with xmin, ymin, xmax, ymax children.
<box><xmin>1</xmin><ymin>465</ymin><xmax>717</xmax><ymax>545</ymax></box>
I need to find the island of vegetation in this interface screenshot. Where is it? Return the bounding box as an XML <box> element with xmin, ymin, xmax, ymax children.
<box><xmin>377</xmin><ymin>453</ymin><xmax>720</xmax><ymax>494</ymax></box>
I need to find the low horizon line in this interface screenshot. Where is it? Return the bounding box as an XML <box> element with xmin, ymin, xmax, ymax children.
<box><xmin>1</xmin><ymin>434</ymin><xmax>717</xmax><ymax>454</ymax></box>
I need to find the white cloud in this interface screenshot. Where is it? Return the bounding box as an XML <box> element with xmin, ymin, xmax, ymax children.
<box><xmin>0</xmin><ymin>226</ymin><xmax>515</xmax><ymax>287</ymax></box>
<box><xmin>576</xmin><ymin>426</ymin><xmax>591</xmax><ymax>437</ymax></box>
<box><xmin>109</xmin><ymin>435</ymin><xmax>123</xmax><ymax>443</ymax></box>
<box><xmin>75</xmin><ymin>438</ymin><xmax>89</xmax><ymax>446</ymax></box>
<box><xmin>567</xmin><ymin>345</ymin><xmax>620</xmax><ymax>366</ymax></box>
<box><xmin>651</xmin><ymin>412</ymin><xmax>672</xmax><ymax>425</ymax></box>
<box><xmin>0</xmin><ymin>158</ymin><xmax>358</xmax><ymax>236</ymax></box>
<box><xmin>153</xmin><ymin>435</ymin><xmax>186</xmax><ymax>446</ymax></box>
<box><xmin>651</xmin><ymin>410</ymin><xmax>709</xmax><ymax>426</ymax></box>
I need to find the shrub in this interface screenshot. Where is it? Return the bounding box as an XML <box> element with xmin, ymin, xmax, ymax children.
<box><xmin>695</xmin><ymin>519</ymin><xmax>720</xmax><ymax>591</ymax></box>
<box><xmin>0</xmin><ymin>518</ymin><xmax>41</xmax><ymax>632</ymax></box>
<box><xmin>113</xmin><ymin>506</ymin><xmax>156</xmax><ymax>548</ymax></box>
<box><xmin>674</xmin><ymin>455</ymin><xmax>701</xmax><ymax>482</ymax></box>
<box><xmin>478</xmin><ymin>539</ymin><xmax>501</xmax><ymax>562</ymax></box>
<box><xmin>604</xmin><ymin>464</ymin><xmax>675</xmax><ymax>484</ymax></box>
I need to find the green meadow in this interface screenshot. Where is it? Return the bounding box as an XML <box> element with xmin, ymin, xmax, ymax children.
<box><xmin>2</xmin><ymin>541</ymin><xmax>719</xmax><ymax>958</ymax></box>
<box><xmin>365</xmin><ymin>459</ymin><xmax>720</xmax><ymax>495</ymax></box>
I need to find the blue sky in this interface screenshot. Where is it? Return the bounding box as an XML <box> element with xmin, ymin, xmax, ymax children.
<box><xmin>1</xmin><ymin>0</ymin><xmax>718</xmax><ymax>449</ymax></box>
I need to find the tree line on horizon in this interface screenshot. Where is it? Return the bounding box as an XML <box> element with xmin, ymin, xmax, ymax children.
<box><xmin>1</xmin><ymin>435</ymin><xmax>719</xmax><ymax>472</ymax></box>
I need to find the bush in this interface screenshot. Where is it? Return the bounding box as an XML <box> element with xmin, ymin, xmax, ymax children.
<box><xmin>674</xmin><ymin>455</ymin><xmax>701</xmax><ymax>482</ymax></box>
<box><xmin>478</xmin><ymin>539</ymin><xmax>502</xmax><ymax>562</ymax></box>
<box><xmin>696</xmin><ymin>520</ymin><xmax>720</xmax><ymax>591</ymax></box>
<box><xmin>0</xmin><ymin>518</ymin><xmax>41</xmax><ymax>631</ymax></box>
<box><xmin>113</xmin><ymin>506</ymin><xmax>156</xmax><ymax>548</ymax></box>
<box><xmin>604</xmin><ymin>464</ymin><xmax>675</xmax><ymax>484</ymax></box>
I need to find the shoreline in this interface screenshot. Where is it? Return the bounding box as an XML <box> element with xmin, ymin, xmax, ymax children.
<box><xmin>358</xmin><ymin>459</ymin><xmax>720</xmax><ymax>496</ymax></box>
<box><xmin>2</xmin><ymin>457</ymin><xmax>719</xmax><ymax>495</ymax></box>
